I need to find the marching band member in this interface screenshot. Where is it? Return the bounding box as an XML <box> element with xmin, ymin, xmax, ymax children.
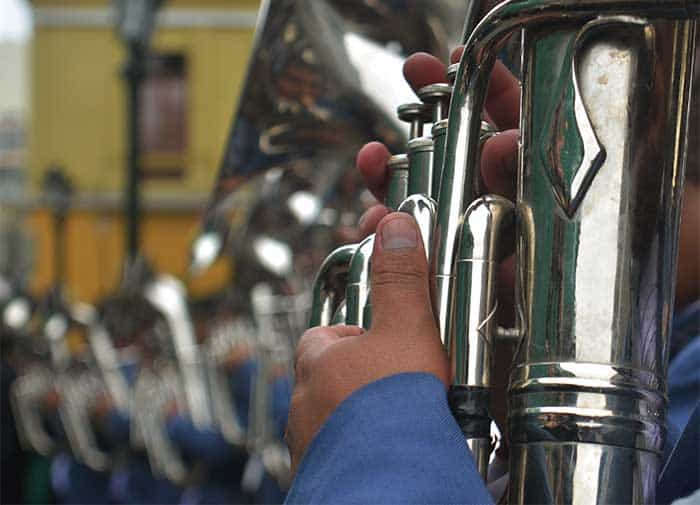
<box><xmin>92</xmin><ymin>298</ymin><xmax>182</xmax><ymax>505</ymax></box>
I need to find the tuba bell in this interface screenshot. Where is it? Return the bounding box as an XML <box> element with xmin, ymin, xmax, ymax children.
<box><xmin>309</xmin><ymin>1</ymin><xmax>699</xmax><ymax>503</ymax></box>
<box><xmin>192</xmin><ymin>0</ymin><xmax>470</xmax><ymax>276</ymax></box>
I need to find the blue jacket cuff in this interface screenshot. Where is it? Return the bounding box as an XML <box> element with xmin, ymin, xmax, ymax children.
<box><xmin>285</xmin><ymin>372</ymin><xmax>493</xmax><ymax>505</ymax></box>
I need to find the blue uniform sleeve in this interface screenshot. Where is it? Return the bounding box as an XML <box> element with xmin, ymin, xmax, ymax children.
<box><xmin>658</xmin><ymin>404</ymin><xmax>700</xmax><ymax>505</ymax></box>
<box><xmin>667</xmin><ymin>335</ymin><xmax>700</xmax><ymax>433</ymax></box>
<box><xmin>229</xmin><ymin>360</ymin><xmax>257</xmax><ymax>429</ymax></box>
<box><xmin>658</xmin><ymin>334</ymin><xmax>700</xmax><ymax>504</ymax></box>
<box><xmin>272</xmin><ymin>374</ymin><xmax>292</xmax><ymax>438</ymax></box>
<box><xmin>103</xmin><ymin>409</ymin><xmax>131</xmax><ymax>445</ymax></box>
<box><xmin>285</xmin><ymin>373</ymin><xmax>493</xmax><ymax>505</ymax></box>
<box><xmin>166</xmin><ymin>415</ymin><xmax>244</xmax><ymax>466</ymax></box>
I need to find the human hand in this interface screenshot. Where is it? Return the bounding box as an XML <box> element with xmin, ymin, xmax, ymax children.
<box><xmin>354</xmin><ymin>48</ymin><xmax>521</xmax><ymax>455</ymax></box>
<box><xmin>287</xmin><ymin>213</ymin><xmax>447</xmax><ymax>473</ymax></box>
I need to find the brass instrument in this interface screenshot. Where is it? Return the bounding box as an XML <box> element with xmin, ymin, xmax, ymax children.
<box><xmin>9</xmin><ymin>290</ymin><xmax>121</xmax><ymax>471</ymax></box>
<box><xmin>63</xmin><ymin>303</ymin><xmax>132</xmax><ymax>471</ymax></box>
<box><xmin>10</xmin><ymin>364</ymin><xmax>56</xmax><ymax>457</ymax></box>
<box><xmin>309</xmin><ymin>1</ymin><xmax>699</xmax><ymax>503</ymax></box>
<box><xmin>192</xmin><ymin>0</ymin><xmax>468</xmax><ymax>274</ymax></box>
<box><xmin>133</xmin><ymin>273</ymin><xmax>216</xmax><ymax>484</ymax></box>
<box><xmin>48</xmin><ymin>302</ymin><xmax>120</xmax><ymax>472</ymax></box>
<box><xmin>4</xmin><ymin>289</ymin><xmax>57</xmax><ymax>457</ymax></box>
<box><xmin>247</xmin><ymin>282</ymin><xmax>307</xmax><ymax>489</ymax></box>
<box><xmin>205</xmin><ymin>310</ymin><xmax>253</xmax><ymax>448</ymax></box>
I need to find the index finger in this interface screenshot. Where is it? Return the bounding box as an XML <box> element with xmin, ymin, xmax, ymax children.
<box><xmin>486</xmin><ymin>61</ymin><xmax>520</xmax><ymax>130</ymax></box>
<box><xmin>403</xmin><ymin>52</ymin><xmax>448</xmax><ymax>92</ymax></box>
<box><xmin>357</xmin><ymin>141</ymin><xmax>392</xmax><ymax>202</ymax></box>
<box><xmin>451</xmin><ymin>46</ymin><xmax>521</xmax><ymax>130</ymax></box>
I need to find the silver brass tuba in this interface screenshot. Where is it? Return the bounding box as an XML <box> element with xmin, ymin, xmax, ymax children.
<box><xmin>309</xmin><ymin>1</ymin><xmax>699</xmax><ymax>503</ymax></box>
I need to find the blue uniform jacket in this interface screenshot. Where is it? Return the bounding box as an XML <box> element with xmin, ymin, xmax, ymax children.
<box><xmin>100</xmin><ymin>360</ymin><xmax>183</xmax><ymax>505</ymax></box>
<box><xmin>286</xmin><ymin>304</ymin><xmax>700</xmax><ymax>505</ymax></box>
<box><xmin>165</xmin><ymin>359</ymin><xmax>292</xmax><ymax>504</ymax></box>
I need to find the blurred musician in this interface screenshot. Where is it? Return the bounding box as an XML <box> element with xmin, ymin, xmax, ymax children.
<box><xmin>91</xmin><ymin>296</ymin><xmax>182</xmax><ymax>505</ymax></box>
<box><xmin>169</xmin><ymin>292</ymin><xmax>291</xmax><ymax>505</ymax></box>
<box><xmin>160</xmin><ymin>298</ymin><xmax>251</xmax><ymax>505</ymax></box>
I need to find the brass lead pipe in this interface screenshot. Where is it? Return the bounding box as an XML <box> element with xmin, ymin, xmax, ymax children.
<box><xmin>309</xmin><ymin>244</ymin><xmax>357</xmax><ymax>327</ymax></box>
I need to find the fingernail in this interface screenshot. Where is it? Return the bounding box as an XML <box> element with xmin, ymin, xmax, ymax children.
<box><xmin>380</xmin><ymin>215</ymin><xmax>418</xmax><ymax>250</ymax></box>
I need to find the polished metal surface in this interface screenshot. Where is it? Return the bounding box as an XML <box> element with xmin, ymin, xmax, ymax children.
<box><xmin>331</xmin><ymin>300</ymin><xmax>347</xmax><ymax>325</ymax></box>
<box><xmin>309</xmin><ymin>244</ymin><xmax>357</xmax><ymax>327</ymax></box>
<box><xmin>466</xmin><ymin>437</ymin><xmax>492</xmax><ymax>479</ymax></box>
<box><xmin>446</xmin><ymin>63</ymin><xmax>459</xmax><ymax>84</ymax></box>
<box><xmin>397</xmin><ymin>195</ymin><xmax>437</xmax><ymax>265</ymax></box>
<box><xmin>507</xmin><ymin>10</ymin><xmax>698</xmax><ymax>503</ymax></box>
<box><xmin>452</xmin><ymin>185</ymin><xmax>511</xmax><ymax>389</ymax></box>
<box><xmin>449</xmin><ymin>195</ymin><xmax>513</xmax><ymax>477</ymax></box>
<box><xmin>509</xmin><ymin>443</ymin><xmax>659</xmax><ymax>504</ymax></box>
<box><xmin>199</xmin><ymin>0</ymin><xmax>468</xmax><ymax>256</ymax></box>
<box><xmin>407</xmin><ymin>137</ymin><xmax>435</xmax><ymax>198</ymax></box>
<box><xmin>385</xmin><ymin>154</ymin><xmax>410</xmax><ymax>211</ymax></box>
<box><xmin>418</xmin><ymin>83</ymin><xmax>452</xmax><ymax>122</ymax></box>
<box><xmin>58</xmin><ymin>371</ymin><xmax>111</xmax><ymax>471</ymax></box>
<box><xmin>431</xmin><ymin>120</ymin><xmax>449</xmax><ymax>199</ymax></box>
<box><xmin>345</xmin><ymin>236</ymin><xmax>374</xmax><ymax>329</ymax></box>
<box><xmin>248</xmin><ymin>285</ymin><xmax>275</xmax><ymax>454</ymax></box>
<box><xmin>398</xmin><ymin>103</ymin><xmax>432</xmax><ymax>140</ymax></box>
<box><xmin>87</xmin><ymin>322</ymin><xmax>131</xmax><ymax>413</ymax></box>
<box><xmin>437</xmin><ymin>0</ymin><xmax>700</xmax><ymax>349</ymax></box>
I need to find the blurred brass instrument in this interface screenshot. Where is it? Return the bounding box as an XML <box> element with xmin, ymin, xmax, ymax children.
<box><xmin>11</xmin><ymin>364</ymin><xmax>56</xmax><ymax>457</ymax></box>
<box><xmin>192</xmin><ymin>0</ymin><xmax>468</xmax><ymax>273</ymax></box>
<box><xmin>10</xmin><ymin>294</ymin><xmax>126</xmax><ymax>471</ymax></box>
<box><xmin>54</xmin><ymin>303</ymin><xmax>127</xmax><ymax>473</ymax></box>
<box><xmin>205</xmin><ymin>308</ymin><xmax>252</xmax><ymax>448</ymax></box>
<box><xmin>7</xmin><ymin>291</ymin><xmax>57</xmax><ymax>458</ymax></box>
<box><xmin>132</xmin><ymin>273</ymin><xmax>216</xmax><ymax>484</ymax></box>
<box><xmin>309</xmin><ymin>1</ymin><xmax>699</xmax><ymax>503</ymax></box>
<box><xmin>247</xmin><ymin>282</ymin><xmax>308</xmax><ymax>488</ymax></box>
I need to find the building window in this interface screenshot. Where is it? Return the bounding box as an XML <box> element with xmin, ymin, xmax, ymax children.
<box><xmin>140</xmin><ymin>53</ymin><xmax>187</xmax><ymax>179</ymax></box>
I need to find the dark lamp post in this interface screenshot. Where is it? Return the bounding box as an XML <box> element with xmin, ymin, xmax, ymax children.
<box><xmin>112</xmin><ymin>0</ymin><xmax>164</xmax><ymax>263</ymax></box>
<box><xmin>42</xmin><ymin>168</ymin><xmax>73</xmax><ymax>287</ymax></box>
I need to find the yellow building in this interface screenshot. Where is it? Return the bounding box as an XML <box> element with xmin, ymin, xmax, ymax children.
<box><xmin>28</xmin><ymin>0</ymin><xmax>260</xmax><ymax>302</ymax></box>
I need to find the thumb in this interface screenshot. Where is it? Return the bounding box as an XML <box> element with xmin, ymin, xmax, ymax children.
<box><xmin>370</xmin><ymin>213</ymin><xmax>436</xmax><ymax>336</ymax></box>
